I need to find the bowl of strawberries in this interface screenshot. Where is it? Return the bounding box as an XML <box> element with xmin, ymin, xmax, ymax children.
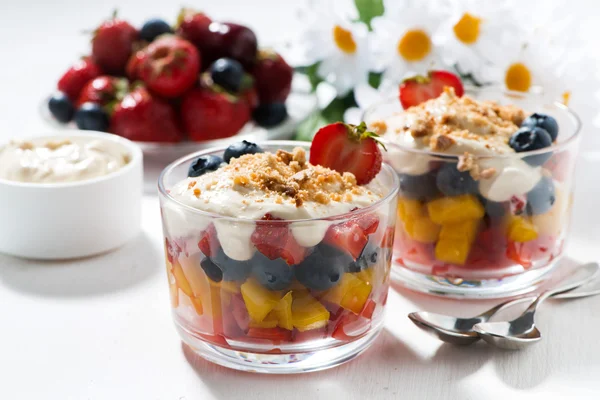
<box><xmin>43</xmin><ymin>10</ymin><xmax>317</xmax><ymax>165</ymax></box>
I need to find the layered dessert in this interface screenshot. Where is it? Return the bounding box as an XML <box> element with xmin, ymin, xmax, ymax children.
<box><xmin>160</xmin><ymin>137</ymin><xmax>397</xmax><ymax>354</ymax></box>
<box><xmin>370</xmin><ymin>85</ymin><xmax>575</xmax><ymax>285</ymax></box>
<box><xmin>0</xmin><ymin>137</ymin><xmax>129</xmax><ymax>183</ymax></box>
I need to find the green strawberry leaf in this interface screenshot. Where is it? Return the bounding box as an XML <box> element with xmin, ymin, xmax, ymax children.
<box><xmin>354</xmin><ymin>0</ymin><xmax>384</xmax><ymax>30</ymax></box>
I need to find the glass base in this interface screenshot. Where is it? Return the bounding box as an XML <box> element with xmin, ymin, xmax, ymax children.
<box><xmin>176</xmin><ymin>323</ymin><xmax>382</xmax><ymax>374</ymax></box>
<box><xmin>392</xmin><ymin>258</ymin><xmax>560</xmax><ymax>299</ymax></box>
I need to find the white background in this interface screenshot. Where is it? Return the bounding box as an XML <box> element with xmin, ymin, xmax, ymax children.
<box><xmin>1</xmin><ymin>0</ymin><xmax>600</xmax><ymax>399</ymax></box>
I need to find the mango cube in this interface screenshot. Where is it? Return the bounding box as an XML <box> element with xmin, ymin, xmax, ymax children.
<box><xmin>439</xmin><ymin>219</ymin><xmax>480</xmax><ymax>243</ymax></box>
<box><xmin>355</xmin><ymin>268</ymin><xmax>375</xmax><ymax>285</ymax></box>
<box><xmin>435</xmin><ymin>238</ymin><xmax>472</xmax><ymax>265</ymax></box>
<box><xmin>292</xmin><ymin>292</ymin><xmax>330</xmax><ymax>332</ymax></box>
<box><xmin>398</xmin><ymin>198</ymin><xmax>425</xmax><ymax>221</ymax></box>
<box><xmin>508</xmin><ymin>216</ymin><xmax>538</xmax><ymax>242</ymax></box>
<box><xmin>404</xmin><ymin>216</ymin><xmax>441</xmax><ymax>243</ymax></box>
<box><xmin>427</xmin><ymin>195</ymin><xmax>484</xmax><ymax>224</ymax></box>
<box><xmin>171</xmin><ymin>260</ymin><xmax>194</xmax><ymax>298</ymax></box>
<box><xmin>249</xmin><ymin>310</ymin><xmax>279</xmax><ymax>329</ymax></box>
<box><xmin>241</xmin><ymin>278</ymin><xmax>282</xmax><ymax>322</ymax></box>
<box><xmin>322</xmin><ymin>273</ymin><xmax>372</xmax><ymax>315</ymax></box>
<box><xmin>273</xmin><ymin>291</ymin><xmax>293</xmax><ymax>330</ymax></box>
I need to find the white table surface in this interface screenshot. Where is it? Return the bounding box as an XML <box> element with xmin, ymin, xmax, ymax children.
<box><xmin>2</xmin><ymin>0</ymin><xmax>600</xmax><ymax>399</ymax></box>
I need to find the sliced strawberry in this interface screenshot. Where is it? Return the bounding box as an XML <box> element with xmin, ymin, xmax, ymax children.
<box><xmin>198</xmin><ymin>224</ymin><xmax>219</xmax><ymax>257</ymax></box>
<box><xmin>250</xmin><ymin>214</ymin><xmax>307</xmax><ymax>265</ymax></box>
<box><xmin>399</xmin><ymin>70</ymin><xmax>464</xmax><ymax>109</ymax></box>
<box><xmin>355</xmin><ymin>213</ymin><xmax>379</xmax><ymax>235</ymax></box>
<box><xmin>324</xmin><ymin>220</ymin><xmax>369</xmax><ymax>260</ymax></box>
<box><xmin>309</xmin><ymin>122</ymin><xmax>383</xmax><ymax>185</ymax></box>
<box><xmin>246</xmin><ymin>327</ymin><xmax>292</xmax><ymax>342</ymax></box>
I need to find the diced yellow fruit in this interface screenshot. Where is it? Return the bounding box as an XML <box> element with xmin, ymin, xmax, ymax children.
<box><xmin>398</xmin><ymin>198</ymin><xmax>425</xmax><ymax>221</ymax></box>
<box><xmin>404</xmin><ymin>216</ymin><xmax>440</xmax><ymax>243</ymax></box>
<box><xmin>165</xmin><ymin>261</ymin><xmax>179</xmax><ymax>308</ymax></box>
<box><xmin>179</xmin><ymin>256</ymin><xmax>211</xmax><ymax>299</ymax></box>
<box><xmin>435</xmin><ymin>238</ymin><xmax>472</xmax><ymax>265</ymax></box>
<box><xmin>427</xmin><ymin>195</ymin><xmax>484</xmax><ymax>224</ymax></box>
<box><xmin>355</xmin><ymin>268</ymin><xmax>375</xmax><ymax>285</ymax></box>
<box><xmin>508</xmin><ymin>216</ymin><xmax>538</xmax><ymax>242</ymax></box>
<box><xmin>171</xmin><ymin>260</ymin><xmax>194</xmax><ymax>298</ymax></box>
<box><xmin>532</xmin><ymin>186</ymin><xmax>566</xmax><ymax>237</ymax></box>
<box><xmin>322</xmin><ymin>273</ymin><xmax>372</xmax><ymax>315</ymax></box>
<box><xmin>274</xmin><ymin>291</ymin><xmax>294</xmax><ymax>330</ymax></box>
<box><xmin>292</xmin><ymin>292</ymin><xmax>330</xmax><ymax>332</ymax></box>
<box><xmin>439</xmin><ymin>219</ymin><xmax>480</xmax><ymax>243</ymax></box>
<box><xmin>191</xmin><ymin>296</ymin><xmax>204</xmax><ymax>316</ymax></box>
<box><xmin>249</xmin><ymin>310</ymin><xmax>279</xmax><ymax>328</ymax></box>
<box><xmin>241</xmin><ymin>278</ymin><xmax>282</xmax><ymax>322</ymax></box>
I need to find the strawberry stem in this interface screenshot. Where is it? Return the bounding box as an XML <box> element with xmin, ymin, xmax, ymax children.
<box><xmin>347</xmin><ymin>122</ymin><xmax>387</xmax><ymax>151</ymax></box>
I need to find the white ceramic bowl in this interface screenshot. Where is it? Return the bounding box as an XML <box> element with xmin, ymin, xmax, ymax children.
<box><xmin>0</xmin><ymin>131</ymin><xmax>143</xmax><ymax>259</ymax></box>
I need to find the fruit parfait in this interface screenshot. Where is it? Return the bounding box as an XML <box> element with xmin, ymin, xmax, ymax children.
<box><xmin>364</xmin><ymin>71</ymin><xmax>581</xmax><ymax>297</ymax></box>
<box><xmin>158</xmin><ymin>130</ymin><xmax>398</xmax><ymax>373</ymax></box>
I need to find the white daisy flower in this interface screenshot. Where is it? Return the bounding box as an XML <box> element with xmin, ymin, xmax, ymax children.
<box><xmin>370</xmin><ymin>0</ymin><xmax>445</xmax><ymax>82</ymax></box>
<box><xmin>434</xmin><ymin>0</ymin><xmax>523</xmax><ymax>81</ymax></box>
<box><xmin>294</xmin><ymin>0</ymin><xmax>372</xmax><ymax>96</ymax></box>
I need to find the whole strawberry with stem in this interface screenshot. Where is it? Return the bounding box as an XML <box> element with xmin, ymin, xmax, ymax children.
<box><xmin>181</xmin><ymin>86</ymin><xmax>251</xmax><ymax>141</ymax></box>
<box><xmin>251</xmin><ymin>49</ymin><xmax>293</xmax><ymax>103</ymax></box>
<box><xmin>136</xmin><ymin>35</ymin><xmax>201</xmax><ymax>98</ymax></box>
<box><xmin>110</xmin><ymin>85</ymin><xmax>183</xmax><ymax>142</ymax></box>
<box><xmin>91</xmin><ymin>11</ymin><xmax>139</xmax><ymax>74</ymax></box>
<box><xmin>76</xmin><ymin>76</ymin><xmax>128</xmax><ymax>107</ymax></box>
<box><xmin>57</xmin><ymin>57</ymin><xmax>102</xmax><ymax>101</ymax></box>
<box><xmin>309</xmin><ymin>122</ymin><xmax>384</xmax><ymax>185</ymax></box>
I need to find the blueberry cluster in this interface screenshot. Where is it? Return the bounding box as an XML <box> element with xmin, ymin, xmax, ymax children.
<box><xmin>200</xmin><ymin>239</ymin><xmax>382</xmax><ymax>292</ymax></box>
<box><xmin>509</xmin><ymin>113</ymin><xmax>559</xmax><ymax>166</ymax></box>
<box><xmin>187</xmin><ymin>140</ymin><xmax>263</xmax><ymax>177</ymax></box>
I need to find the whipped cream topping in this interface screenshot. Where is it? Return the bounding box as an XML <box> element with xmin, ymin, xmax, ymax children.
<box><xmin>164</xmin><ymin>148</ymin><xmax>386</xmax><ymax>260</ymax></box>
<box><xmin>0</xmin><ymin>137</ymin><xmax>129</xmax><ymax>183</ymax></box>
<box><xmin>371</xmin><ymin>88</ymin><xmax>544</xmax><ymax>201</ymax></box>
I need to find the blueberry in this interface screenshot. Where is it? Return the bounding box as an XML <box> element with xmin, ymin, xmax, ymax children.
<box><xmin>480</xmin><ymin>198</ymin><xmax>507</xmax><ymax>218</ymax></box>
<box><xmin>526</xmin><ymin>176</ymin><xmax>556</xmax><ymax>215</ymax></box>
<box><xmin>295</xmin><ymin>244</ymin><xmax>350</xmax><ymax>291</ymax></box>
<box><xmin>74</xmin><ymin>102</ymin><xmax>109</xmax><ymax>131</ymax></box>
<box><xmin>223</xmin><ymin>140</ymin><xmax>263</xmax><ymax>163</ymax></box>
<box><xmin>348</xmin><ymin>241</ymin><xmax>379</xmax><ymax>273</ymax></box>
<box><xmin>252</xmin><ymin>103</ymin><xmax>288</xmax><ymax>128</ymax></box>
<box><xmin>508</xmin><ymin>127</ymin><xmax>553</xmax><ymax>166</ymax></box>
<box><xmin>210</xmin><ymin>58</ymin><xmax>245</xmax><ymax>93</ymax></box>
<box><xmin>521</xmin><ymin>113</ymin><xmax>559</xmax><ymax>142</ymax></box>
<box><xmin>436</xmin><ymin>163</ymin><xmax>478</xmax><ymax>196</ymax></box>
<box><xmin>200</xmin><ymin>257</ymin><xmax>223</xmax><ymax>283</ymax></box>
<box><xmin>211</xmin><ymin>247</ymin><xmax>252</xmax><ymax>282</ymax></box>
<box><xmin>48</xmin><ymin>92</ymin><xmax>75</xmax><ymax>123</ymax></box>
<box><xmin>250</xmin><ymin>252</ymin><xmax>293</xmax><ymax>291</ymax></box>
<box><xmin>140</xmin><ymin>18</ymin><xmax>173</xmax><ymax>42</ymax></box>
<box><xmin>398</xmin><ymin>172</ymin><xmax>439</xmax><ymax>200</ymax></box>
<box><xmin>188</xmin><ymin>155</ymin><xmax>224</xmax><ymax>177</ymax></box>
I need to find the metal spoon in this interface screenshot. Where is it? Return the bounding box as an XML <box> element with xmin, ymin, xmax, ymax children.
<box><xmin>473</xmin><ymin>262</ymin><xmax>599</xmax><ymax>350</ymax></box>
<box><xmin>408</xmin><ymin>262</ymin><xmax>600</xmax><ymax>346</ymax></box>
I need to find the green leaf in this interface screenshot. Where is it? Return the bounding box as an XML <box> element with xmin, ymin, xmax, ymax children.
<box><xmin>294</xmin><ymin>62</ymin><xmax>323</xmax><ymax>92</ymax></box>
<box><xmin>295</xmin><ymin>111</ymin><xmax>328</xmax><ymax>141</ymax></box>
<box><xmin>368</xmin><ymin>71</ymin><xmax>383</xmax><ymax>89</ymax></box>
<box><xmin>321</xmin><ymin>91</ymin><xmax>358</xmax><ymax>123</ymax></box>
<box><xmin>354</xmin><ymin>0</ymin><xmax>384</xmax><ymax>30</ymax></box>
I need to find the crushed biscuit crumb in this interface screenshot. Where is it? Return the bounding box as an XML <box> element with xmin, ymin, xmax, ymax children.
<box><xmin>188</xmin><ymin>181</ymin><xmax>196</xmax><ymax>189</ymax></box>
<box><xmin>431</xmin><ymin>134</ymin><xmax>456</xmax><ymax>151</ymax></box>
<box><xmin>457</xmin><ymin>152</ymin><xmax>475</xmax><ymax>172</ymax></box>
<box><xmin>480</xmin><ymin>167</ymin><xmax>497</xmax><ymax>179</ymax></box>
<box><xmin>193</xmin><ymin>188</ymin><xmax>201</xmax><ymax>198</ymax></box>
<box><xmin>370</xmin><ymin>120</ymin><xmax>388</xmax><ymax>135</ymax></box>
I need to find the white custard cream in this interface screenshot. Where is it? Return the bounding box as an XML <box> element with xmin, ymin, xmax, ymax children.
<box><xmin>164</xmin><ymin>147</ymin><xmax>385</xmax><ymax>261</ymax></box>
<box><xmin>372</xmin><ymin>88</ymin><xmax>543</xmax><ymax>201</ymax></box>
<box><xmin>0</xmin><ymin>137</ymin><xmax>129</xmax><ymax>183</ymax></box>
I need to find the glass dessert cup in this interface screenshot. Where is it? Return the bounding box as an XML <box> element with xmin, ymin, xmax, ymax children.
<box><xmin>364</xmin><ymin>88</ymin><xmax>581</xmax><ymax>298</ymax></box>
<box><xmin>158</xmin><ymin>141</ymin><xmax>399</xmax><ymax>373</ymax></box>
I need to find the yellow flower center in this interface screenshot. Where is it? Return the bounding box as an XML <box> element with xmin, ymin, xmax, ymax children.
<box><xmin>453</xmin><ymin>13</ymin><xmax>482</xmax><ymax>45</ymax></box>
<box><xmin>397</xmin><ymin>29</ymin><xmax>432</xmax><ymax>61</ymax></box>
<box><xmin>505</xmin><ymin>63</ymin><xmax>532</xmax><ymax>92</ymax></box>
<box><xmin>332</xmin><ymin>25</ymin><xmax>357</xmax><ymax>54</ymax></box>
<box><xmin>562</xmin><ymin>91</ymin><xmax>571</xmax><ymax>106</ymax></box>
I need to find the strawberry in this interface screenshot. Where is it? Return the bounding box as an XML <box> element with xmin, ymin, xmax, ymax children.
<box><xmin>181</xmin><ymin>87</ymin><xmax>250</xmax><ymax>141</ymax></box>
<box><xmin>91</xmin><ymin>14</ymin><xmax>139</xmax><ymax>75</ymax></box>
<box><xmin>399</xmin><ymin>70</ymin><xmax>464</xmax><ymax>109</ymax></box>
<box><xmin>323</xmin><ymin>220</ymin><xmax>369</xmax><ymax>260</ymax></box>
<box><xmin>250</xmin><ymin>214</ymin><xmax>306</xmax><ymax>265</ymax></box>
<box><xmin>198</xmin><ymin>224</ymin><xmax>219</xmax><ymax>257</ymax></box>
<box><xmin>138</xmin><ymin>35</ymin><xmax>201</xmax><ymax>98</ymax></box>
<box><xmin>76</xmin><ymin>76</ymin><xmax>128</xmax><ymax>107</ymax></box>
<box><xmin>57</xmin><ymin>57</ymin><xmax>102</xmax><ymax>101</ymax></box>
<box><xmin>309</xmin><ymin>122</ymin><xmax>384</xmax><ymax>185</ymax></box>
<box><xmin>241</xmin><ymin>86</ymin><xmax>259</xmax><ymax>110</ymax></box>
<box><xmin>176</xmin><ymin>9</ymin><xmax>215</xmax><ymax>57</ymax></box>
<box><xmin>109</xmin><ymin>85</ymin><xmax>182</xmax><ymax>142</ymax></box>
<box><xmin>251</xmin><ymin>49</ymin><xmax>293</xmax><ymax>103</ymax></box>
<box><xmin>125</xmin><ymin>50</ymin><xmax>148</xmax><ymax>81</ymax></box>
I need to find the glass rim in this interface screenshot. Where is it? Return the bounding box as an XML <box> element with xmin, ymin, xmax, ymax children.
<box><xmin>157</xmin><ymin>140</ymin><xmax>400</xmax><ymax>224</ymax></box>
<box><xmin>362</xmin><ymin>86</ymin><xmax>582</xmax><ymax>160</ymax></box>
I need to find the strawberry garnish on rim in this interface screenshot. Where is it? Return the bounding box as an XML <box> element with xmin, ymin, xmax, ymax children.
<box><xmin>309</xmin><ymin>121</ymin><xmax>385</xmax><ymax>185</ymax></box>
<box><xmin>399</xmin><ymin>70</ymin><xmax>464</xmax><ymax>109</ymax></box>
